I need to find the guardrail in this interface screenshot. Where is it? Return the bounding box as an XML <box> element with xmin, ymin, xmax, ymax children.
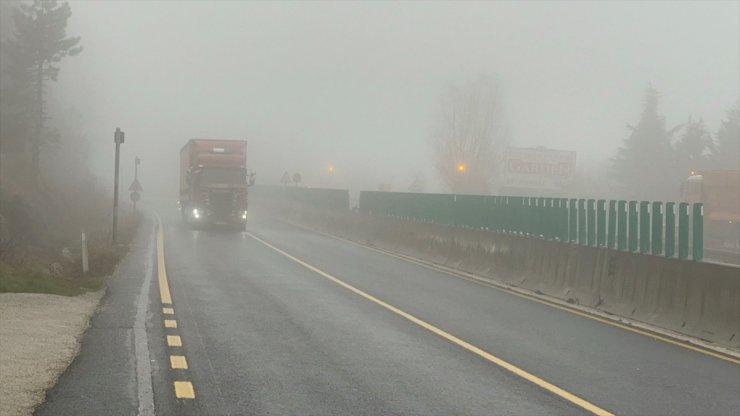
<box><xmin>359</xmin><ymin>191</ymin><xmax>706</xmax><ymax>261</ymax></box>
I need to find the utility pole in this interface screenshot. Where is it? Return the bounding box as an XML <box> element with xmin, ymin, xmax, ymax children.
<box><xmin>112</xmin><ymin>127</ymin><xmax>125</xmax><ymax>244</ymax></box>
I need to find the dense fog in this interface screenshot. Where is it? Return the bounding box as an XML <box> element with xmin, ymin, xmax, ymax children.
<box><xmin>2</xmin><ymin>0</ymin><xmax>739</xmax><ymax>199</ymax></box>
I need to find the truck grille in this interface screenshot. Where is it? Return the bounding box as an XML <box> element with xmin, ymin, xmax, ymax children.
<box><xmin>208</xmin><ymin>190</ymin><xmax>234</xmax><ymax>218</ymax></box>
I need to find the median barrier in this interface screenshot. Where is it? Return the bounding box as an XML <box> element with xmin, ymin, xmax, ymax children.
<box><xmin>254</xmin><ymin>196</ymin><xmax>739</xmax><ymax>349</ymax></box>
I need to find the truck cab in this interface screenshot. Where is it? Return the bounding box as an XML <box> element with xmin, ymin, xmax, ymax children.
<box><xmin>179</xmin><ymin>139</ymin><xmax>254</xmax><ymax>230</ymax></box>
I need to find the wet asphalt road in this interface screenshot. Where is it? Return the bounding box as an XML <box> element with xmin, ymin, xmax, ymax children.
<box><xmin>37</xmin><ymin>203</ymin><xmax>740</xmax><ymax>415</ymax></box>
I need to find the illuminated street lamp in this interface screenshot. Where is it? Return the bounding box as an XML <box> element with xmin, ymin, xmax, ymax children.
<box><xmin>456</xmin><ymin>163</ymin><xmax>466</xmax><ymax>173</ymax></box>
<box><xmin>327</xmin><ymin>164</ymin><xmax>335</xmax><ymax>173</ymax></box>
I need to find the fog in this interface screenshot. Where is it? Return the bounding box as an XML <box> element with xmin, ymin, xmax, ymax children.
<box><xmin>47</xmin><ymin>1</ymin><xmax>740</xmax><ymax>197</ymax></box>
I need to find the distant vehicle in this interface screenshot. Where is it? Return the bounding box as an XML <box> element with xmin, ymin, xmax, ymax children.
<box><xmin>179</xmin><ymin>139</ymin><xmax>254</xmax><ymax>230</ymax></box>
<box><xmin>682</xmin><ymin>170</ymin><xmax>740</xmax><ymax>248</ymax></box>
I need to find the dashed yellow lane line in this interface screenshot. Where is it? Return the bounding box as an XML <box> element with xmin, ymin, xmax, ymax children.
<box><xmin>170</xmin><ymin>355</ymin><xmax>188</xmax><ymax>369</ymax></box>
<box><xmin>157</xmin><ymin>223</ymin><xmax>172</xmax><ymax>305</ymax></box>
<box><xmin>167</xmin><ymin>335</ymin><xmax>183</xmax><ymax>347</ymax></box>
<box><xmin>247</xmin><ymin>232</ymin><xmax>613</xmax><ymax>416</ymax></box>
<box><xmin>174</xmin><ymin>381</ymin><xmax>195</xmax><ymax>399</ymax></box>
<box><xmin>156</xmin><ymin>221</ymin><xmax>195</xmax><ymax>400</ymax></box>
<box><xmin>301</xmin><ymin>224</ymin><xmax>740</xmax><ymax>365</ymax></box>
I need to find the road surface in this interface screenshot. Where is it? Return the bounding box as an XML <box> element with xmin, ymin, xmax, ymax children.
<box><xmin>36</xmin><ymin>203</ymin><xmax>740</xmax><ymax>415</ymax></box>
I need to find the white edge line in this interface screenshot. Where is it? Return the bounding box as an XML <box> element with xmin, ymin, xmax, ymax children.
<box><xmin>134</xmin><ymin>218</ymin><xmax>156</xmax><ymax>416</ymax></box>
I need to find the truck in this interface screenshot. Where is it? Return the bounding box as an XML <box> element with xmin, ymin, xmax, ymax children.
<box><xmin>179</xmin><ymin>139</ymin><xmax>254</xmax><ymax>230</ymax></box>
<box><xmin>682</xmin><ymin>169</ymin><xmax>740</xmax><ymax>248</ymax></box>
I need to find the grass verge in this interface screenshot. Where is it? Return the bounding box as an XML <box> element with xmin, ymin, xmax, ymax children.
<box><xmin>0</xmin><ymin>261</ymin><xmax>105</xmax><ymax>296</ymax></box>
<box><xmin>0</xmin><ymin>214</ymin><xmax>141</xmax><ymax>296</ymax></box>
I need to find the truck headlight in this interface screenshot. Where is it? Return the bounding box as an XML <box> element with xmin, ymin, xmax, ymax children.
<box><xmin>192</xmin><ymin>208</ymin><xmax>201</xmax><ymax>219</ymax></box>
<box><xmin>241</xmin><ymin>210</ymin><xmax>248</xmax><ymax>220</ymax></box>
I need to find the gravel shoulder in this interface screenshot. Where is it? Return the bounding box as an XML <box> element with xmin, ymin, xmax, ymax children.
<box><xmin>0</xmin><ymin>290</ymin><xmax>103</xmax><ymax>416</ymax></box>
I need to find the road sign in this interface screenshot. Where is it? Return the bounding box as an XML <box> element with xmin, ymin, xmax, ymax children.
<box><xmin>114</xmin><ymin>127</ymin><xmax>125</xmax><ymax>144</ymax></box>
<box><xmin>503</xmin><ymin>146</ymin><xmax>576</xmax><ymax>190</ymax></box>
<box><xmin>129</xmin><ymin>178</ymin><xmax>143</xmax><ymax>192</ymax></box>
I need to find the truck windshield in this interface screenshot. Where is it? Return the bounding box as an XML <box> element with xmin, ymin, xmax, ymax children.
<box><xmin>198</xmin><ymin>168</ymin><xmax>245</xmax><ymax>185</ymax></box>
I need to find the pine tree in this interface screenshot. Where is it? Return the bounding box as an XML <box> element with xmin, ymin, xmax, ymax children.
<box><xmin>3</xmin><ymin>0</ymin><xmax>82</xmax><ymax>182</ymax></box>
<box><xmin>611</xmin><ymin>84</ymin><xmax>680</xmax><ymax>200</ymax></box>
<box><xmin>675</xmin><ymin>117</ymin><xmax>712</xmax><ymax>175</ymax></box>
<box><xmin>710</xmin><ymin>102</ymin><xmax>740</xmax><ymax>170</ymax></box>
<box><xmin>0</xmin><ymin>1</ymin><xmax>32</xmax><ymax>156</ymax></box>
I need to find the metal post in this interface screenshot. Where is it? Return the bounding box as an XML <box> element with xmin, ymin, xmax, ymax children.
<box><xmin>587</xmin><ymin>199</ymin><xmax>596</xmax><ymax>246</ymax></box>
<box><xmin>81</xmin><ymin>231</ymin><xmax>89</xmax><ymax>274</ymax></box>
<box><xmin>596</xmin><ymin>199</ymin><xmax>606</xmax><ymax>247</ymax></box>
<box><xmin>607</xmin><ymin>200</ymin><xmax>616</xmax><ymax>249</ymax></box>
<box><xmin>639</xmin><ymin>201</ymin><xmax>650</xmax><ymax>254</ymax></box>
<box><xmin>678</xmin><ymin>202</ymin><xmax>689</xmax><ymax>259</ymax></box>
<box><xmin>665</xmin><ymin>202</ymin><xmax>675</xmax><ymax>257</ymax></box>
<box><xmin>578</xmin><ymin>199</ymin><xmax>586</xmax><ymax>245</ymax></box>
<box><xmin>560</xmin><ymin>198</ymin><xmax>569</xmax><ymax>241</ymax></box>
<box><xmin>651</xmin><ymin>201</ymin><xmax>663</xmax><ymax>255</ymax></box>
<box><xmin>540</xmin><ymin>197</ymin><xmax>548</xmax><ymax>239</ymax></box>
<box><xmin>628</xmin><ymin>201</ymin><xmax>638</xmax><ymax>252</ymax></box>
<box><xmin>617</xmin><ymin>200</ymin><xmax>627</xmax><ymax>250</ymax></box>
<box><xmin>692</xmin><ymin>203</ymin><xmax>703</xmax><ymax>261</ymax></box>
<box><xmin>569</xmin><ymin>199</ymin><xmax>577</xmax><ymax>243</ymax></box>
<box><xmin>112</xmin><ymin>128</ymin><xmax>124</xmax><ymax>244</ymax></box>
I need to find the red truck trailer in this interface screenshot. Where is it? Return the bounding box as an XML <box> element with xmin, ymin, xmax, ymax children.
<box><xmin>683</xmin><ymin>170</ymin><xmax>740</xmax><ymax>248</ymax></box>
<box><xmin>179</xmin><ymin>139</ymin><xmax>254</xmax><ymax>230</ymax></box>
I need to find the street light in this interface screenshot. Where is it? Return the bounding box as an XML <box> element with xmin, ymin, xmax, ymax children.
<box><xmin>457</xmin><ymin>163</ymin><xmax>466</xmax><ymax>173</ymax></box>
<box><xmin>327</xmin><ymin>164</ymin><xmax>335</xmax><ymax>173</ymax></box>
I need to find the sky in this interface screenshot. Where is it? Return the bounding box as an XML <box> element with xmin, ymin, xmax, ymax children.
<box><xmin>52</xmin><ymin>0</ymin><xmax>739</xmax><ymax>197</ymax></box>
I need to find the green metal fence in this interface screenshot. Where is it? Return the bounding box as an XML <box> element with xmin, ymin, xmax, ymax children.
<box><xmin>359</xmin><ymin>191</ymin><xmax>705</xmax><ymax>261</ymax></box>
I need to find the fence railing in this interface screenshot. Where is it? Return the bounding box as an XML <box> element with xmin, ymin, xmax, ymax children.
<box><xmin>359</xmin><ymin>191</ymin><xmax>704</xmax><ymax>261</ymax></box>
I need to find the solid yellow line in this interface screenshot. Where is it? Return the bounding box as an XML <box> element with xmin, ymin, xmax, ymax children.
<box><xmin>170</xmin><ymin>355</ymin><xmax>188</xmax><ymax>369</ymax></box>
<box><xmin>167</xmin><ymin>335</ymin><xmax>182</xmax><ymax>347</ymax></box>
<box><xmin>164</xmin><ymin>319</ymin><xmax>178</xmax><ymax>328</ymax></box>
<box><xmin>163</xmin><ymin>307</ymin><xmax>175</xmax><ymax>315</ymax></box>
<box><xmin>174</xmin><ymin>381</ymin><xmax>195</xmax><ymax>399</ymax></box>
<box><xmin>247</xmin><ymin>232</ymin><xmax>613</xmax><ymax>416</ymax></box>
<box><xmin>306</xmin><ymin>225</ymin><xmax>740</xmax><ymax>365</ymax></box>
<box><xmin>157</xmin><ymin>223</ymin><xmax>173</xmax><ymax>305</ymax></box>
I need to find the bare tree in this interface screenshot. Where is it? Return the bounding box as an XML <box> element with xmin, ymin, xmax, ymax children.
<box><xmin>432</xmin><ymin>76</ymin><xmax>507</xmax><ymax>194</ymax></box>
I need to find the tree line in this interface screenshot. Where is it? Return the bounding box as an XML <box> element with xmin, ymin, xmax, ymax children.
<box><xmin>611</xmin><ymin>85</ymin><xmax>738</xmax><ymax>200</ymax></box>
<box><xmin>432</xmin><ymin>79</ymin><xmax>738</xmax><ymax>200</ymax></box>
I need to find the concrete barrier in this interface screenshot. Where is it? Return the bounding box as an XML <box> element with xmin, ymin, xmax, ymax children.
<box><xmin>255</xmin><ymin>199</ymin><xmax>740</xmax><ymax>349</ymax></box>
